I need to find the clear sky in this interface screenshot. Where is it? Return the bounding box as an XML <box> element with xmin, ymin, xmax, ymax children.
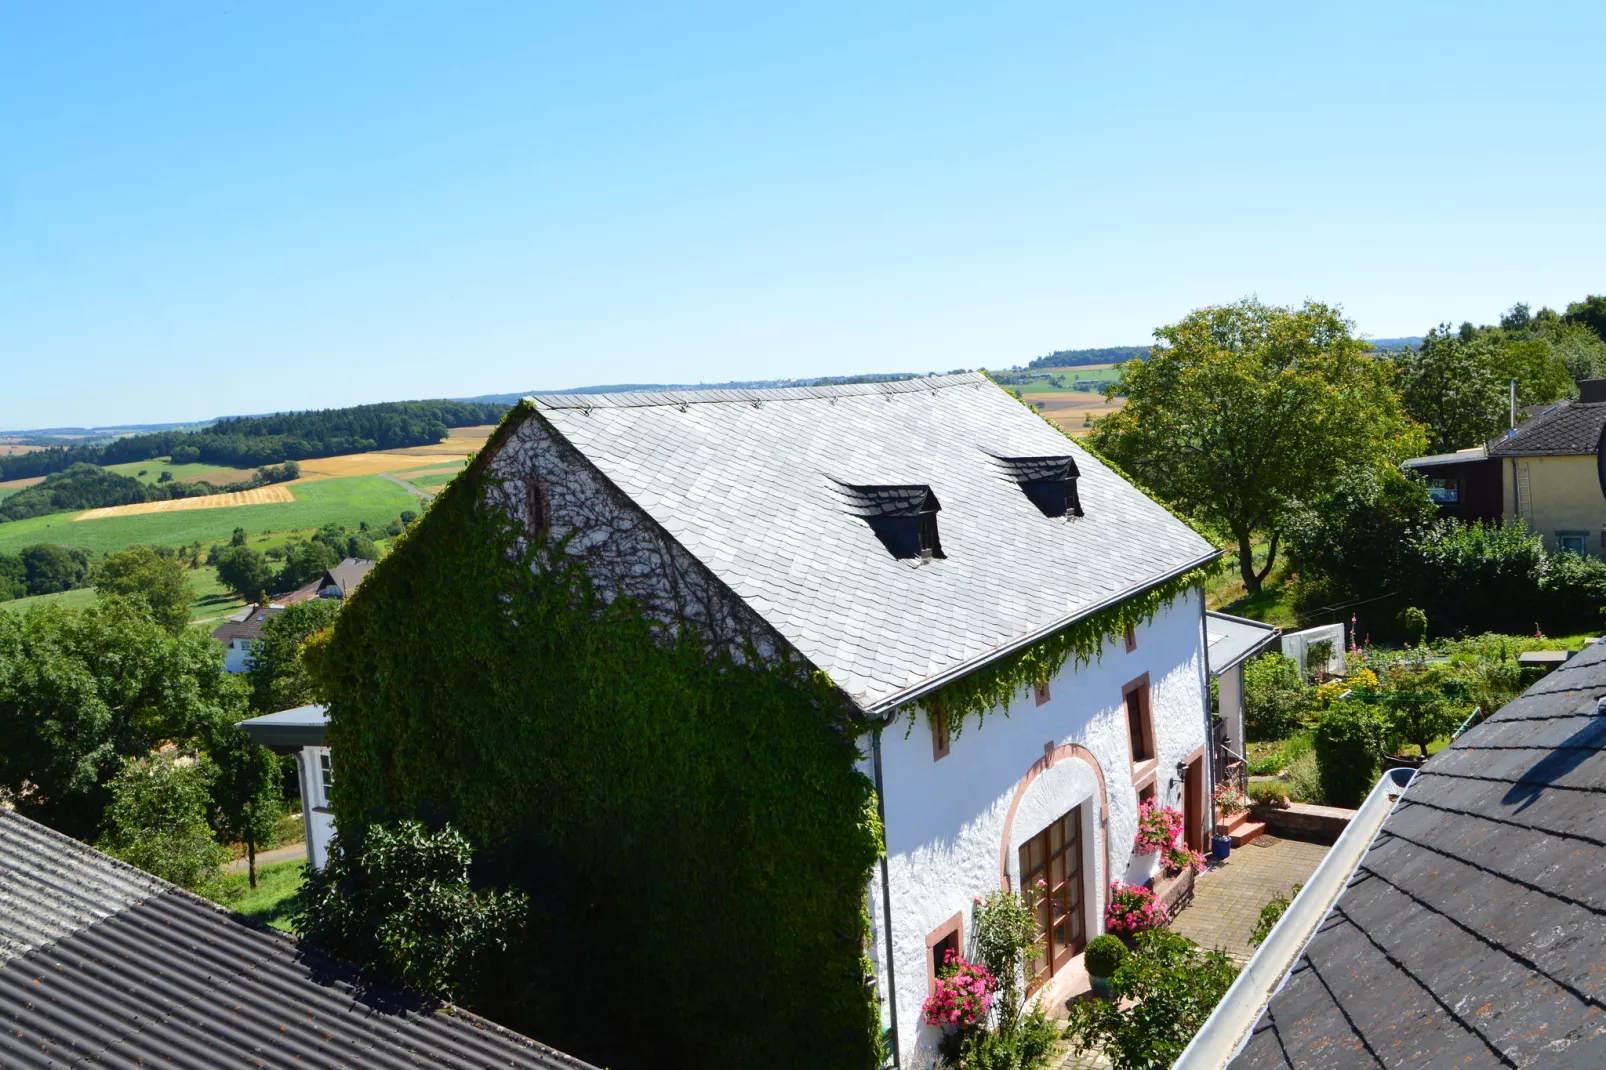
<box><xmin>3</xmin><ymin>2</ymin><xmax>1603</xmax><ymax>430</ymax></box>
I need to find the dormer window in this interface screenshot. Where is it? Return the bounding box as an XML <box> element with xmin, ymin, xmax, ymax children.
<box><xmin>833</xmin><ymin>482</ymin><xmax>945</xmax><ymax>560</ymax></box>
<box><xmin>990</xmin><ymin>455</ymin><xmax>1083</xmax><ymax>518</ymax></box>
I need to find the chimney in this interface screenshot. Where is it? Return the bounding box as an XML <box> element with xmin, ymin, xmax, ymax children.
<box><xmin>1580</xmin><ymin>379</ymin><xmax>1606</xmax><ymax>404</ymax></box>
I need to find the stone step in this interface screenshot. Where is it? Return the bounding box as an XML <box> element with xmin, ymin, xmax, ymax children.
<box><xmin>1230</xmin><ymin>820</ymin><xmax>1267</xmax><ymax>848</ymax></box>
<box><xmin>1217</xmin><ymin>810</ymin><xmax>1251</xmax><ymax>835</ymax></box>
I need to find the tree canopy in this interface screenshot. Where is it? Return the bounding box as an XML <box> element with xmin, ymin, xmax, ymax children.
<box><xmin>1089</xmin><ymin>298</ymin><xmax>1425</xmax><ymax>592</ymax></box>
<box><xmin>93</xmin><ymin>546</ymin><xmax>191</xmax><ymax>633</ymax></box>
<box><xmin>246</xmin><ymin>598</ymin><xmax>340</xmax><ymax>713</ymax></box>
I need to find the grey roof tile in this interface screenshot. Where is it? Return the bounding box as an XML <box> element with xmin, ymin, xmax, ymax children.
<box><xmin>530</xmin><ymin>373</ymin><xmax>1214</xmax><ymax>711</ymax></box>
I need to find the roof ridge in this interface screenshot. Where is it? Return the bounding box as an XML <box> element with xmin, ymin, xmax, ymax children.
<box><xmin>526</xmin><ymin>371</ymin><xmax>989</xmax><ymax>411</ymax></box>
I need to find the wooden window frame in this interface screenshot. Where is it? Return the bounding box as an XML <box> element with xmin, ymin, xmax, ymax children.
<box><xmin>1124</xmin><ymin>624</ymin><xmax>1137</xmax><ymax>653</ymax></box>
<box><xmin>1034</xmin><ymin>679</ymin><xmax>1051</xmax><ymax>706</ymax></box>
<box><xmin>926</xmin><ymin>912</ymin><xmax>965</xmax><ymax>994</ymax></box>
<box><xmin>931</xmin><ymin>704</ymin><xmax>951</xmax><ymax>761</ymax></box>
<box><xmin>1123</xmin><ymin>674</ymin><xmax>1156</xmax><ymax>783</ymax></box>
<box><xmin>1019</xmin><ymin>806</ymin><xmax>1088</xmax><ymax>986</ymax></box>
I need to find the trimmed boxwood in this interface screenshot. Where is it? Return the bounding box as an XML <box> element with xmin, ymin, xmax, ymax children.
<box><xmin>308</xmin><ymin>425</ymin><xmax>884</xmax><ymax>1070</ymax></box>
<box><xmin>1084</xmin><ymin>933</ymin><xmax>1129</xmax><ymax>978</ymax></box>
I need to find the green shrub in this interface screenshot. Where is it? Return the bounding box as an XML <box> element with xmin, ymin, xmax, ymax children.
<box><xmin>946</xmin><ymin>1008</ymin><xmax>1058</xmax><ymax>1070</ymax></box>
<box><xmin>97</xmin><ymin>752</ymin><xmax>231</xmax><ymax>891</ymax></box>
<box><xmin>1064</xmin><ymin>930</ymin><xmax>1240</xmax><ymax>1070</ymax></box>
<box><xmin>1397</xmin><ymin>606</ymin><xmax>1428</xmax><ymax>645</ymax></box>
<box><xmin>1249</xmin><ymin>883</ymin><xmax>1303</xmax><ymax>948</ymax></box>
<box><xmin>295</xmin><ymin>821</ymin><xmax>528</xmax><ymax>1005</ymax></box>
<box><xmin>1243</xmin><ymin>653</ymin><xmax>1311</xmax><ymax>741</ymax></box>
<box><xmin>1313</xmin><ymin>703</ymin><xmax>1390</xmax><ymax>808</ymax></box>
<box><xmin>1247</xmin><ymin>781</ymin><xmax>1290</xmax><ymax>807</ymax></box>
<box><xmin>1085</xmin><ymin>934</ymin><xmax>1128</xmax><ymax>978</ymax></box>
<box><xmin>1284</xmin><ymin>751</ymin><xmax>1322</xmax><ymax>803</ymax></box>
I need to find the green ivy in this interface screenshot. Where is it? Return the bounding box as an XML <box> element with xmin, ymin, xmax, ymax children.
<box><xmin>916</xmin><ymin>564</ymin><xmax>1219</xmax><ymax>738</ymax></box>
<box><xmin>312</xmin><ymin>416</ymin><xmax>884</xmax><ymax>1070</ymax></box>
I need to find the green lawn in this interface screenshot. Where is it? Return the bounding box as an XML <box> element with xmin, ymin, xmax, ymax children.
<box><xmin>406</xmin><ymin>470</ymin><xmax>460</xmax><ymax>490</ymax></box>
<box><xmin>0</xmin><ymin>567</ymin><xmax>247</xmax><ymax>620</ymax></box>
<box><xmin>0</xmin><ymin>475</ymin><xmax>419</xmax><ymax>556</ymax></box>
<box><xmin>0</xmin><ymin>486</ymin><xmax>18</xmax><ymax>501</ymax></box>
<box><xmin>101</xmin><ymin>458</ymin><xmax>249</xmax><ymax>485</ymax></box>
<box><xmin>205</xmin><ymin>860</ymin><xmax>306</xmax><ymax>932</ymax></box>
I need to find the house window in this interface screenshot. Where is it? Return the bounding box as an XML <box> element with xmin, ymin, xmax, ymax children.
<box><xmin>918</xmin><ymin>512</ymin><xmax>941</xmax><ymax>560</ymax></box>
<box><xmin>1020</xmin><ymin>808</ymin><xmax>1086</xmax><ymax>983</ymax></box>
<box><xmin>1138</xmin><ymin>781</ymin><xmax>1156</xmax><ymax>806</ymax></box>
<box><xmin>1426</xmin><ymin>477</ymin><xmax>1459</xmax><ymax>504</ymax></box>
<box><xmin>318</xmin><ymin>751</ymin><xmax>334</xmax><ymax>804</ymax></box>
<box><xmin>1124</xmin><ymin>676</ymin><xmax>1154</xmax><ymax>766</ymax></box>
<box><xmin>1124</xmin><ymin>625</ymin><xmax>1137</xmax><ymax>653</ymax></box>
<box><xmin>1558</xmin><ymin>531</ymin><xmax>1588</xmax><ymax>556</ymax></box>
<box><xmin>925</xmin><ymin>913</ymin><xmax>964</xmax><ymax>994</ymax></box>
<box><xmin>524</xmin><ymin>475</ymin><xmax>551</xmax><ymax>540</ymax></box>
<box><xmin>1034</xmin><ymin>680</ymin><xmax>1051</xmax><ymax>706</ymax></box>
<box><xmin>931</xmin><ymin>706</ymin><xmax>951</xmax><ymax>761</ymax></box>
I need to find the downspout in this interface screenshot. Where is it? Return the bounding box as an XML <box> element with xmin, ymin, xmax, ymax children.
<box><xmin>871</xmin><ymin>723</ymin><xmax>901</xmax><ymax>1068</ymax></box>
<box><xmin>1195</xmin><ymin>584</ymin><xmax>1216</xmax><ymax>837</ymax></box>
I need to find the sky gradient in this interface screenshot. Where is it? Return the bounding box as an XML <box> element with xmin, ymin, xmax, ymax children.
<box><xmin>3</xmin><ymin>2</ymin><xmax>1604</xmax><ymax>429</ymax></box>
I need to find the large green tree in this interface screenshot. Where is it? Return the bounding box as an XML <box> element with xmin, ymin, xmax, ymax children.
<box><xmin>93</xmin><ymin>546</ymin><xmax>191</xmax><ymax>633</ymax></box>
<box><xmin>215</xmin><ymin>544</ymin><xmax>277</xmax><ymax>601</ymax></box>
<box><xmin>1564</xmin><ymin>294</ymin><xmax>1606</xmax><ymax>343</ymax></box>
<box><xmin>97</xmin><ymin>752</ymin><xmax>231</xmax><ymax>890</ymax></box>
<box><xmin>245</xmin><ymin>597</ymin><xmax>339</xmax><ymax>713</ymax></box>
<box><xmin>1396</xmin><ymin>323</ymin><xmax>1575</xmax><ymax>452</ymax></box>
<box><xmin>1090</xmin><ymin>298</ymin><xmax>1424</xmax><ymax>593</ymax></box>
<box><xmin>0</xmin><ymin>598</ymin><xmax>248</xmax><ymax>839</ymax></box>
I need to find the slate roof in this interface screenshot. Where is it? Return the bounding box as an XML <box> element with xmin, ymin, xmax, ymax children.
<box><xmin>1487</xmin><ymin>400</ymin><xmax>1606</xmax><ymax>457</ymax></box>
<box><xmin>209</xmin><ymin>602</ymin><xmax>282</xmax><ymax>644</ymax></box>
<box><xmin>321</xmin><ymin>557</ymin><xmax>376</xmax><ymax>597</ymax></box>
<box><xmin>527</xmin><ymin>373</ymin><xmax>1217</xmax><ymax>712</ymax></box>
<box><xmin>0</xmin><ymin>809</ymin><xmax>597</xmax><ymax>1070</ymax></box>
<box><xmin>1231</xmin><ymin>640</ymin><xmax>1606</xmax><ymax>1068</ymax></box>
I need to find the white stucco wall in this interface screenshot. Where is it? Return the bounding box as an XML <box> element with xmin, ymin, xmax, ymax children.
<box><xmin>865</xmin><ymin>590</ymin><xmax>1209</xmax><ymax>1068</ymax></box>
<box><xmin>297</xmin><ymin>745</ymin><xmax>336</xmax><ymax>871</ymax></box>
<box><xmin>222</xmin><ymin>638</ymin><xmax>255</xmax><ymax>674</ymax></box>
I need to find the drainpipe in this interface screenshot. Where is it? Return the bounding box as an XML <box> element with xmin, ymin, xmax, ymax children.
<box><xmin>1196</xmin><ymin>585</ymin><xmax>1216</xmax><ymax>835</ymax></box>
<box><xmin>871</xmin><ymin>723</ymin><xmax>901</xmax><ymax>1069</ymax></box>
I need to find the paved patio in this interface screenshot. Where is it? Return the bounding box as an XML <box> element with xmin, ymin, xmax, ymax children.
<box><xmin>1048</xmin><ymin>836</ymin><xmax>1332</xmax><ymax>1068</ymax></box>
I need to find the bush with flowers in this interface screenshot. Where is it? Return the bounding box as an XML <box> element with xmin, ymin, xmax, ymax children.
<box><xmin>1163</xmin><ymin>844</ymin><xmax>1208</xmax><ymax>877</ymax></box>
<box><xmin>1104</xmin><ymin>879</ymin><xmax>1169</xmax><ymax>935</ymax></box>
<box><xmin>1212</xmin><ymin>780</ymin><xmax>1248</xmax><ymax>818</ymax></box>
<box><xmin>921</xmin><ymin>949</ymin><xmax>997</xmax><ymax>1028</ymax></box>
<box><xmin>1133</xmin><ymin>801</ymin><xmax>1183</xmax><ymax>855</ymax></box>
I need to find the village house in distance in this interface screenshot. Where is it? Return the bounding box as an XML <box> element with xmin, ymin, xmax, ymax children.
<box><xmin>316</xmin><ymin>373</ymin><xmax>1223</xmax><ymax>1069</ymax></box>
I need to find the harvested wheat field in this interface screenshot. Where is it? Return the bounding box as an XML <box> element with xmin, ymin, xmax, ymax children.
<box><xmin>381</xmin><ymin>424</ymin><xmax>498</xmax><ymax>456</ymax></box>
<box><xmin>0</xmin><ymin>445</ymin><xmax>43</xmax><ymax>456</ymax></box>
<box><xmin>76</xmin><ymin>485</ymin><xmax>295</xmax><ymax>521</ymax></box>
<box><xmin>1023</xmin><ymin>393</ymin><xmax>1125</xmax><ymax>436</ymax></box>
<box><xmin>293</xmin><ymin>426</ymin><xmax>494</xmax><ymax>481</ymax></box>
<box><xmin>0</xmin><ymin>476</ymin><xmax>45</xmax><ymax>491</ymax></box>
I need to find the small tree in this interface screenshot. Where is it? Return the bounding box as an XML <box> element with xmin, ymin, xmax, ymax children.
<box><xmin>97</xmin><ymin>752</ymin><xmax>230</xmax><ymax>890</ymax></box>
<box><xmin>203</xmin><ymin>722</ymin><xmax>283</xmax><ymax>887</ymax></box>
<box><xmin>1064</xmin><ymin>929</ymin><xmax>1239</xmax><ymax>1070</ymax></box>
<box><xmin>294</xmin><ymin>821</ymin><xmax>528</xmax><ymax>1004</ymax></box>
<box><xmin>1313</xmin><ymin>703</ymin><xmax>1390</xmax><ymax>807</ymax></box>
<box><xmin>1242</xmin><ymin>653</ymin><xmax>1309</xmax><ymax>741</ymax></box>
<box><xmin>245</xmin><ymin>599</ymin><xmax>339</xmax><ymax>712</ymax></box>
<box><xmin>937</xmin><ymin>889</ymin><xmax>1058</xmax><ymax>1070</ymax></box>
<box><xmin>1397</xmin><ymin>606</ymin><xmax>1428</xmax><ymax>646</ymax></box>
<box><xmin>94</xmin><ymin>546</ymin><xmax>192</xmax><ymax>633</ymax></box>
<box><xmin>215</xmin><ymin>545</ymin><xmax>277</xmax><ymax>602</ymax></box>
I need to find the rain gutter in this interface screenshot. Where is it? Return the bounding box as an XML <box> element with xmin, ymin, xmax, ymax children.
<box><xmin>1171</xmin><ymin>766</ymin><xmax>1417</xmax><ymax>1070</ymax></box>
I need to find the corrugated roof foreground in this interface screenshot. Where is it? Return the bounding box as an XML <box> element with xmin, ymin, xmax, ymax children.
<box><xmin>527</xmin><ymin>373</ymin><xmax>1216</xmax><ymax>711</ymax></box>
<box><xmin>1231</xmin><ymin>642</ymin><xmax>1606</xmax><ymax>1068</ymax></box>
<box><xmin>0</xmin><ymin>810</ymin><xmax>596</xmax><ymax>1070</ymax></box>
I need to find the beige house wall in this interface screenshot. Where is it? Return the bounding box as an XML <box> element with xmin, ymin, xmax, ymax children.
<box><xmin>1502</xmin><ymin>453</ymin><xmax>1606</xmax><ymax>555</ymax></box>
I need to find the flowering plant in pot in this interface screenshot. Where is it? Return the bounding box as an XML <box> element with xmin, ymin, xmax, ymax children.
<box><xmin>1212</xmin><ymin>781</ymin><xmax>1249</xmax><ymax>818</ymax></box>
<box><xmin>1163</xmin><ymin>844</ymin><xmax>1208</xmax><ymax>877</ymax></box>
<box><xmin>1104</xmin><ymin>879</ymin><xmax>1168</xmax><ymax>938</ymax></box>
<box><xmin>920</xmin><ymin>949</ymin><xmax>997</xmax><ymax>1028</ymax></box>
<box><xmin>1133</xmin><ymin>801</ymin><xmax>1183</xmax><ymax>855</ymax></box>
<box><xmin>1083</xmin><ymin>934</ymin><xmax>1128</xmax><ymax>998</ymax></box>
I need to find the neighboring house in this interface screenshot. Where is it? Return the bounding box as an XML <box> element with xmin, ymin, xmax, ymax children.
<box><xmin>238</xmin><ymin>703</ymin><xmax>335</xmax><ymax>869</ymax></box>
<box><xmin>1205</xmin><ymin>611</ymin><xmax>1280</xmax><ymax>779</ymax></box>
<box><xmin>327</xmin><ymin>373</ymin><xmax>1222</xmax><ymax>1068</ymax></box>
<box><xmin>317</xmin><ymin>556</ymin><xmax>375</xmax><ymax>599</ymax></box>
<box><xmin>1198</xmin><ymin>637</ymin><xmax>1606</xmax><ymax>1068</ymax></box>
<box><xmin>209</xmin><ymin>601</ymin><xmax>284</xmax><ymax>672</ymax></box>
<box><xmin>1403</xmin><ymin>379</ymin><xmax>1606</xmax><ymax>553</ymax></box>
<box><xmin>0</xmin><ymin>809</ymin><xmax>598</xmax><ymax>1070</ymax></box>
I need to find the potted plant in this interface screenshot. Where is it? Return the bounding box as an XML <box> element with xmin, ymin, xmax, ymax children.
<box><xmin>1131</xmin><ymin>801</ymin><xmax>1183</xmax><ymax>883</ymax></box>
<box><xmin>920</xmin><ymin>948</ymin><xmax>998</xmax><ymax>1031</ymax></box>
<box><xmin>1083</xmin><ymin>934</ymin><xmax>1127</xmax><ymax>998</ymax></box>
<box><xmin>1104</xmin><ymin>880</ymin><xmax>1168</xmax><ymax>947</ymax></box>
<box><xmin>1163</xmin><ymin>843</ymin><xmax>1208</xmax><ymax>877</ymax></box>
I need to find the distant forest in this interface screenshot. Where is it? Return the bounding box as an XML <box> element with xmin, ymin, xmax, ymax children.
<box><xmin>0</xmin><ymin>400</ymin><xmax>506</xmax><ymax>482</ymax></box>
<box><xmin>1026</xmin><ymin>346</ymin><xmax>1149</xmax><ymax>370</ymax></box>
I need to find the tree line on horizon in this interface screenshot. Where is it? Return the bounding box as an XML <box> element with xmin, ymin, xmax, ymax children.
<box><xmin>0</xmin><ymin>400</ymin><xmax>507</xmax><ymax>482</ymax></box>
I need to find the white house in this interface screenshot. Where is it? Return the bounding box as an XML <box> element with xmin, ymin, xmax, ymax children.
<box><xmin>320</xmin><ymin>373</ymin><xmax>1222</xmax><ymax>1068</ymax></box>
<box><xmin>210</xmin><ymin>602</ymin><xmax>284</xmax><ymax>672</ymax></box>
<box><xmin>236</xmin><ymin>703</ymin><xmax>336</xmax><ymax>870</ymax></box>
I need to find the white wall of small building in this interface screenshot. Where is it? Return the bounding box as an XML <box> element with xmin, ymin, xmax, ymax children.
<box><xmin>295</xmin><ymin>745</ymin><xmax>337</xmax><ymax>870</ymax></box>
<box><xmin>222</xmin><ymin>638</ymin><xmax>256</xmax><ymax>674</ymax></box>
<box><xmin>863</xmin><ymin>588</ymin><xmax>1210</xmax><ymax>1069</ymax></box>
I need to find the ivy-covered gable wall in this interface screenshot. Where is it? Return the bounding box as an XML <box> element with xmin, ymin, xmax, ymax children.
<box><xmin>317</xmin><ymin>405</ymin><xmax>883</xmax><ymax>1070</ymax></box>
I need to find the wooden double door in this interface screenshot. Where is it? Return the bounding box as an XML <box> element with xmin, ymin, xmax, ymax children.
<box><xmin>1020</xmin><ymin>807</ymin><xmax>1086</xmax><ymax>983</ymax></box>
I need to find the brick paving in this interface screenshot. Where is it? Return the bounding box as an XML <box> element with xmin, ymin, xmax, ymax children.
<box><xmin>1167</xmin><ymin>836</ymin><xmax>1330</xmax><ymax>963</ymax></box>
<box><xmin>1047</xmin><ymin>837</ymin><xmax>1331</xmax><ymax>1068</ymax></box>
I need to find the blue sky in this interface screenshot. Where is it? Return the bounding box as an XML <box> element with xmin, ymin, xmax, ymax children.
<box><xmin>3</xmin><ymin>2</ymin><xmax>1604</xmax><ymax>430</ymax></box>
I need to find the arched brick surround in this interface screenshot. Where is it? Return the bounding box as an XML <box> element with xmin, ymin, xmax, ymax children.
<box><xmin>997</xmin><ymin>743</ymin><xmax>1111</xmax><ymax>896</ymax></box>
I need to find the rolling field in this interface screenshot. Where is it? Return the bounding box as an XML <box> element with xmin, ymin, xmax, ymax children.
<box><xmin>102</xmin><ymin>459</ymin><xmax>258</xmax><ymax>485</ymax></box>
<box><xmin>0</xmin><ymin>475</ymin><xmax>419</xmax><ymax>556</ymax></box>
<box><xmin>0</xmin><ymin>567</ymin><xmax>244</xmax><ymax>621</ymax></box>
<box><xmin>292</xmin><ymin>426</ymin><xmax>492</xmax><ymax>481</ymax></box>
<box><xmin>1024</xmin><ymin>392</ymin><xmax>1125</xmax><ymax>436</ymax></box>
<box><xmin>77</xmin><ymin>485</ymin><xmax>297</xmax><ymax>520</ymax></box>
<box><xmin>404</xmin><ymin>470</ymin><xmax>462</xmax><ymax>490</ymax></box>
